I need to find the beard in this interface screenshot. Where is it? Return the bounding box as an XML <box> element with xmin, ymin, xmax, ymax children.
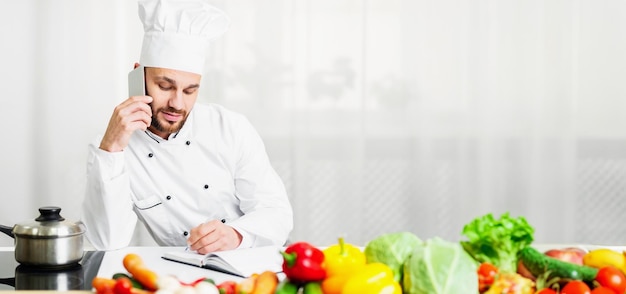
<box><xmin>150</xmin><ymin>106</ymin><xmax>188</xmax><ymax>134</ymax></box>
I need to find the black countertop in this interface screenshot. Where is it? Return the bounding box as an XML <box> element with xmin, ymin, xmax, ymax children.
<box><xmin>0</xmin><ymin>250</ymin><xmax>103</xmax><ymax>291</ymax></box>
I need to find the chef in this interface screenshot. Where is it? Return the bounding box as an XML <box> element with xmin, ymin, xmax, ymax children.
<box><xmin>81</xmin><ymin>0</ymin><xmax>293</xmax><ymax>253</ymax></box>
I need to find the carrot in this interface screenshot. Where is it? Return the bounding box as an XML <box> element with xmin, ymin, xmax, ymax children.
<box><xmin>123</xmin><ymin>253</ymin><xmax>159</xmax><ymax>291</ymax></box>
<box><xmin>250</xmin><ymin>271</ymin><xmax>279</xmax><ymax>294</ymax></box>
<box><xmin>92</xmin><ymin>276</ymin><xmax>116</xmax><ymax>294</ymax></box>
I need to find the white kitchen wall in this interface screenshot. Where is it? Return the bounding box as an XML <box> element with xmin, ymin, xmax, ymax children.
<box><xmin>2</xmin><ymin>0</ymin><xmax>626</xmax><ymax>248</ymax></box>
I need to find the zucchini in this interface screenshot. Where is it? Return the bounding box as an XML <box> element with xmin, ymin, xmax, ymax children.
<box><xmin>518</xmin><ymin>247</ymin><xmax>598</xmax><ymax>283</ymax></box>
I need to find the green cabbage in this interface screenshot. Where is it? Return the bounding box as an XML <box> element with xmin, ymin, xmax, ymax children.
<box><xmin>364</xmin><ymin>232</ymin><xmax>422</xmax><ymax>283</ymax></box>
<box><xmin>403</xmin><ymin>237</ymin><xmax>478</xmax><ymax>294</ymax></box>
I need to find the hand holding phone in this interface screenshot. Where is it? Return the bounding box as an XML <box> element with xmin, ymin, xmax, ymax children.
<box><xmin>98</xmin><ymin>66</ymin><xmax>152</xmax><ymax>152</ymax></box>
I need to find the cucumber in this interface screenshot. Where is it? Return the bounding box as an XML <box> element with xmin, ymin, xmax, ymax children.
<box><xmin>518</xmin><ymin>247</ymin><xmax>598</xmax><ymax>283</ymax></box>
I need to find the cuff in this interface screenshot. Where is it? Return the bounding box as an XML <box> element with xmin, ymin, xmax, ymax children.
<box><xmin>232</xmin><ymin>226</ymin><xmax>256</xmax><ymax>249</ymax></box>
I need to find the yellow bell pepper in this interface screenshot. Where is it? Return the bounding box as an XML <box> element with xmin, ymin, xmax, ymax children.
<box><xmin>341</xmin><ymin>262</ymin><xmax>402</xmax><ymax>294</ymax></box>
<box><xmin>321</xmin><ymin>237</ymin><xmax>367</xmax><ymax>294</ymax></box>
<box><xmin>323</xmin><ymin>237</ymin><xmax>367</xmax><ymax>276</ymax></box>
<box><xmin>583</xmin><ymin>248</ymin><xmax>626</xmax><ymax>274</ymax></box>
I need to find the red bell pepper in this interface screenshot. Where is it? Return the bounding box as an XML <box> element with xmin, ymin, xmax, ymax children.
<box><xmin>281</xmin><ymin>242</ymin><xmax>326</xmax><ymax>283</ymax></box>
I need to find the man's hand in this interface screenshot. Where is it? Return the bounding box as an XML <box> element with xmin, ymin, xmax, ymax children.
<box><xmin>187</xmin><ymin>220</ymin><xmax>243</xmax><ymax>254</ymax></box>
<box><xmin>99</xmin><ymin>96</ymin><xmax>153</xmax><ymax>152</ymax></box>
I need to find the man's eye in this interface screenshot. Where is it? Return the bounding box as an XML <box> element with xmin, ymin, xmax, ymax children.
<box><xmin>159</xmin><ymin>84</ymin><xmax>173</xmax><ymax>91</ymax></box>
<box><xmin>184</xmin><ymin>89</ymin><xmax>197</xmax><ymax>95</ymax></box>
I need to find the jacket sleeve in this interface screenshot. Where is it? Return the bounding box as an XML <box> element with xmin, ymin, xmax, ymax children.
<box><xmin>226</xmin><ymin>117</ymin><xmax>294</xmax><ymax>248</ymax></box>
<box><xmin>81</xmin><ymin>142</ymin><xmax>138</xmax><ymax>250</ymax></box>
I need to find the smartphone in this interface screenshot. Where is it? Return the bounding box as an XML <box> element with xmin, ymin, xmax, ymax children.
<box><xmin>128</xmin><ymin>65</ymin><xmax>146</xmax><ymax>97</ymax></box>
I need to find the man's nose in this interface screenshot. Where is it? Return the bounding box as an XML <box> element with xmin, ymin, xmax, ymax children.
<box><xmin>168</xmin><ymin>90</ymin><xmax>184</xmax><ymax>109</ymax></box>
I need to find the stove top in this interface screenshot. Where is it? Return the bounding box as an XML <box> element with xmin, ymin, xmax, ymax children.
<box><xmin>0</xmin><ymin>250</ymin><xmax>103</xmax><ymax>290</ymax></box>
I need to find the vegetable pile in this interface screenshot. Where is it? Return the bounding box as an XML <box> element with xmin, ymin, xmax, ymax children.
<box><xmin>462</xmin><ymin>213</ymin><xmax>626</xmax><ymax>294</ymax></box>
<box><xmin>91</xmin><ymin>212</ymin><xmax>626</xmax><ymax>294</ymax></box>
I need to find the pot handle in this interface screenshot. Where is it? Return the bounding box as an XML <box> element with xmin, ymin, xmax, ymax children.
<box><xmin>0</xmin><ymin>225</ymin><xmax>15</xmax><ymax>238</ymax></box>
<box><xmin>0</xmin><ymin>277</ymin><xmax>15</xmax><ymax>288</ymax></box>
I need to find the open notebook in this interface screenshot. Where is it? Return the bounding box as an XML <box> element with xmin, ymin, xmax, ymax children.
<box><xmin>162</xmin><ymin>246</ymin><xmax>283</xmax><ymax>278</ymax></box>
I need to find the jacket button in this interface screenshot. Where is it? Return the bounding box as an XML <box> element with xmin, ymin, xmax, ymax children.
<box><xmin>204</xmin><ymin>184</ymin><xmax>209</xmax><ymax>189</ymax></box>
<box><xmin>183</xmin><ymin>231</ymin><xmax>188</xmax><ymax>236</ymax></box>
<box><xmin>148</xmin><ymin>153</ymin><xmax>154</xmax><ymax>158</ymax></box>
<box><xmin>166</xmin><ymin>195</ymin><xmax>172</xmax><ymax>200</ymax></box>
<box><xmin>186</xmin><ymin>141</ymin><xmax>191</xmax><ymax>145</ymax></box>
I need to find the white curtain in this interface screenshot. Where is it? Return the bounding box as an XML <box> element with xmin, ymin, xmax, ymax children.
<box><xmin>2</xmin><ymin>0</ymin><xmax>626</xmax><ymax>247</ymax></box>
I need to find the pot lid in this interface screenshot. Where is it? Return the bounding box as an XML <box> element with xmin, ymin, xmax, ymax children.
<box><xmin>12</xmin><ymin>207</ymin><xmax>85</xmax><ymax>238</ymax></box>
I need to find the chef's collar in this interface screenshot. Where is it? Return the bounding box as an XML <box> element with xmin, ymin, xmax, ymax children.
<box><xmin>144</xmin><ymin>129</ymin><xmax>180</xmax><ymax>143</ymax></box>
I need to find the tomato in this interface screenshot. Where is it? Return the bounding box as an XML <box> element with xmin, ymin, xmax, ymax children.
<box><xmin>596</xmin><ymin>266</ymin><xmax>626</xmax><ymax>294</ymax></box>
<box><xmin>113</xmin><ymin>277</ymin><xmax>133</xmax><ymax>294</ymax></box>
<box><xmin>562</xmin><ymin>280</ymin><xmax>591</xmax><ymax>294</ymax></box>
<box><xmin>536</xmin><ymin>289</ymin><xmax>558</xmax><ymax>294</ymax></box>
<box><xmin>477</xmin><ymin>262</ymin><xmax>499</xmax><ymax>291</ymax></box>
<box><xmin>590</xmin><ymin>286</ymin><xmax>618</xmax><ymax>294</ymax></box>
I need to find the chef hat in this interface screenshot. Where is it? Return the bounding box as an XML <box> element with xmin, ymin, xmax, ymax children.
<box><xmin>137</xmin><ymin>0</ymin><xmax>229</xmax><ymax>75</ymax></box>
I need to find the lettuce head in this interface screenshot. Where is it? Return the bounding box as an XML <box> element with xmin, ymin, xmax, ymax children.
<box><xmin>460</xmin><ymin>212</ymin><xmax>534</xmax><ymax>273</ymax></box>
<box><xmin>403</xmin><ymin>237</ymin><xmax>478</xmax><ymax>294</ymax></box>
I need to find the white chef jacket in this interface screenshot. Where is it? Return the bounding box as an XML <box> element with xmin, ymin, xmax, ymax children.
<box><xmin>81</xmin><ymin>103</ymin><xmax>293</xmax><ymax>250</ymax></box>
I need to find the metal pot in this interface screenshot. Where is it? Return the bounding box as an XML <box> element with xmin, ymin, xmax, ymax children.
<box><xmin>0</xmin><ymin>206</ymin><xmax>86</xmax><ymax>267</ymax></box>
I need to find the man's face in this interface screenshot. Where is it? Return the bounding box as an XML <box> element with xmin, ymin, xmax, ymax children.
<box><xmin>144</xmin><ymin>67</ymin><xmax>201</xmax><ymax>138</ymax></box>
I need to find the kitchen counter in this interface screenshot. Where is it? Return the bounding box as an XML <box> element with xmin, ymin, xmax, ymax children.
<box><xmin>2</xmin><ymin>244</ymin><xmax>624</xmax><ymax>292</ymax></box>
